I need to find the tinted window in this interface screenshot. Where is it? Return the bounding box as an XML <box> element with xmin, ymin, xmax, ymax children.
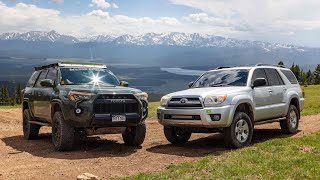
<box><xmin>251</xmin><ymin>68</ymin><xmax>268</xmax><ymax>86</ymax></box>
<box><xmin>265</xmin><ymin>69</ymin><xmax>284</xmax><ymax>86</ymax></box>
<box><xmin>46</xmin><ymin>68</ymin><xmax>57</xmax><ymax>82</ymax></box>
<box><xmin>281</xmin><ymin>70</ymin><xmax>298</xmax><ymax>84</ymax></box>
<box><xmin>26</xmin><ymin>71</ymin><xmax>40</xmax><ymax>87</ymax></box>
<box><xmin>35</xmin><ymin>70</ymin><xmax>48</xmax><ymax>87</ymax></box>
<box><xmin>192</xmin><ymin>69</ymin><xmax>249</xmax><ymax>87</ymax></box>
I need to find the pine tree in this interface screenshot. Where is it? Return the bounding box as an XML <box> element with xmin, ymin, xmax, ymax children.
<box><xmin>0</xmin><ymin>87</ymin><xmax>3</xmax><ymax>106</ymax></box>
<box><xmin>313</xmin><ymin>64</ymin><xmax>320</xmax><ymax>84</ymax></box>
<box><xmin>15</xmin><ymin>84</ymin><xmax>22</xmax><ymax>104</ymax></box>
<box><xmin>278</xmin><ymin>61</ymin><xmax>284</xmax><ymax>66</ymax></box>
<box><xmin>2</xmin><ymin>86</ymin><xmax>9</xmax><ymax>105</ymax></box>
<box><xmin>305</xmin><ymin>70</ymin><xmax>313</xmax><ymax>85</ymax></box>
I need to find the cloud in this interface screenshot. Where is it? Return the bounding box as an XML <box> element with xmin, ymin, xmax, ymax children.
<box><xmin>112</xmin><ymin>3</ymin><xmax>119</xmax><ymax>9</ymax></box>
<box><xmin>170</xmin><ymin>0</ymin><xmax>320</xmax><ymax>36</ymax></box>
<box><xmin>0</xmin><ymin>2</ymin><xmax>183</xmax><ymax>37</ymax></box>
<box><xmin>90</xmin><ymin>0</ymin><xmax>110</xmax><ymax>9</ymax></box>
<box><xmin>51</xmin><ymin>0</ymin><xmax>63</xmax><ymax>4</ymax></box>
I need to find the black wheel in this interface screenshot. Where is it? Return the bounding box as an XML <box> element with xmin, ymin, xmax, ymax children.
<box><xmin>223</xmin><ymin>112</ymin><xmax>253</xmax><ymax>148</ymax></box>
<box><xmin>164</xmin><ymin>126</ymin><xmax>191</xmax><ymax>144</ymax></box>
<box><xmin>52</xmin><ymin>111</ymin><xmax>75</xmax><ymax>151</ymax></box>
<box><xmin>23</xmin><ymin>109</ymin><xmax>40</xmax><ymax>140</ymax></box>
<box><xmin>280</xmin><ymin>105</ymin><xmax>299</xmax><ymax>134</ymax></box>
<box><xmin>122</xmin><ymin>124</ymin><xmax>146</xmax><ymax>146</ymax></box>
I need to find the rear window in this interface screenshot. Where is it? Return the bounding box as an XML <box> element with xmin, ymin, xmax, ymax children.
<box><xmin>26</xmin><ymin>71</ymin><xmax>40</xmax><ymax>87</ymax></box>
<box><xmin>281</xmin><ymin>70</ymin><xmax>298</xmax><ymax>84</ymax></box>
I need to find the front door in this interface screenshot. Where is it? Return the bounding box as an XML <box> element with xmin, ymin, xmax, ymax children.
<box><xmin>251</xmin><ymin>68</ymin><xmax>273</xmax><ymax>121</ymax></box>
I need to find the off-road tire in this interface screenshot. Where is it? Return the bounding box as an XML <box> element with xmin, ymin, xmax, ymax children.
<box><xmin>164</xmin><ymin>126</ymin><xmax>191</xmax><ymax>144</ymax></box>
<box><xmin>224</xmin><ymin>112</ymin><xmax>253</xmax><ymax>149</ymax></box>
<box><xmin>52</xmin><ymin>111</ymin><xmax>75</xmax><ymax>151</ymax></box>
<box><xmin>280</xmin><ymin>105</ymin><xmax>299</xmax><ymax>134</ymax></box>
<box><xmin>23</xmin><ymin>109</ymin><xmax>40</xmax><ymax>140</ymax></box>
<box><xmin>122</xmin><ymin>124</ymin><xmax>146</xmax><ymax>146</ymax></box>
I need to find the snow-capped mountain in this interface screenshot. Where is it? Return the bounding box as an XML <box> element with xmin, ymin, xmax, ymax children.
<box><xmin>0</xmin><ymin>30</ymin><xmax>79</xmax><ymax>43</ymax></box>
<box><xmin>0</xmin><ymin>30</ymin><xmax>307</xmax><ymax>52</ymax></box>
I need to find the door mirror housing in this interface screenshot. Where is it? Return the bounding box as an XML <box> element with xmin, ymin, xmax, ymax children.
<box><xmin>252</xmin><ymin>78</ymin><xmax>267</xmax><ymax>88</ymax></box>
<box><xmin>188</xmin><ymin>81</ymin><xmax>194</xmax><ymax>88</ymax></box>
<box><xmin>40</xmin><ymin>79</ymin><xmax>54</xmax><ymax>87</ymax></box>
<box><xmin>120</xmin><ymin>81</ymin><xmax>129</xmax><ymax>87</ymax></box>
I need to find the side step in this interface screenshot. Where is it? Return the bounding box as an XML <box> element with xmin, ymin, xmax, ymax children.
<box><xmin>255</xmin><ymin>117</ymin><xmax>286</xmax><ymax>125</ymax></box>
<box><xmin>29</xmin><ymin>121</ymin><xmax>51</xmax><ymax>126</ymax></box>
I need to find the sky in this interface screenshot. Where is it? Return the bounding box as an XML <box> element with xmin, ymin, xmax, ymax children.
<box><xmin>0</xmin><ymin>0</ymin><xmax>320</xmax><ymax>47</ymax></box>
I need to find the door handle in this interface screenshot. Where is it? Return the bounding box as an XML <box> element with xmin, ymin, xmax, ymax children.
<box><xmin>268</xmin><ymin>89</ymin><xmax>273</xmax><ymax>93</ymax></box>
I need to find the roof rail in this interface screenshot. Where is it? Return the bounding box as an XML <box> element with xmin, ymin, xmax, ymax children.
<box><xmin>216</xmin><ymin>66</ymin><xmax>232</xmax><ymax>70</ymax></box>
<box><xmin>34</xmin><ymin>62</ymin><xmax>107</xmax><ymax>70</ymax></box>
<box><xmin>255</xmin><ymin>63</ymin><xmax>284</xmax><ymax>68</ymax></box>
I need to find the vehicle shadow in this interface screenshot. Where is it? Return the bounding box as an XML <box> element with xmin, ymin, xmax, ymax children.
<box><xmin>1</xmin><ymin>133</ymin><xmax>139</xmax><ymax>160</ymax></box>
<box><xmin>146</xmin><ymin>128</ymin><xmax>300</xmax><ymax>157</ymax></box>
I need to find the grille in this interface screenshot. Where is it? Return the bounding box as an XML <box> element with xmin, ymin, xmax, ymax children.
<box><xmin>167</xmin><ymin>97</ymin><xmax>202</xmax><ymax>108</ymax></box>
<box><xmin>94</xmin><ymin>94</ymin><xmax>139</xmax><ymax>114</ymax></box>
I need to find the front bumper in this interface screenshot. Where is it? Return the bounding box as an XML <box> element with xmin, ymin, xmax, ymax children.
<box><xmin>61</xmin><ymin>98</ymin><xmax>147</xmax><ymax>128</ymax></box>
<box><xmin>157</xmin><ymin>105</ymin><xmax>235</xmax><ymax>128</ymax></box>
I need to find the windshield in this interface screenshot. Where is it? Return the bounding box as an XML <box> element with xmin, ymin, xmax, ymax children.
<box><xmin>192</xmin><ymin>69</ymin><xmax>249</xmax><ymax>88</ymax></box>
<box><xmin>60</xmin><ymin>68</ymin><xmax>120</xmax><ymax>86</ymax></box>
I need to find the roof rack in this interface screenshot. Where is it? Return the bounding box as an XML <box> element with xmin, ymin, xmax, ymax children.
<box><xmin>34</xmin><ymin>62</ymin><xmax>107</xmax><ymax>71</ymax></box>
<box><xmin>255</xmin><ymin>63</ymin><xmax>285</xmax><ymax>68</ymax></box>
<box><xmin>216</xmin><ymin>66</ymin><xmax>232</xmax><ymax>70</ymax></box>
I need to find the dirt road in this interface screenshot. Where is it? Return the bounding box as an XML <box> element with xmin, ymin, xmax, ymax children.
<box><xmin>0</xmin><ymin>108</ymin><xmax>319</xmax><ymax>180</ymax></box>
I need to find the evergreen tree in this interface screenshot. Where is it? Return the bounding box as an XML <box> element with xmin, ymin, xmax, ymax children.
<box><xmin>15</xmin><ymin>84</ymin><xmax>22</xmax><ymax>104</ymax></box>
<box><xmin>305</xmin><ymin>70</ymin><xmax>313</xmax><ymax>85</ymax></box>
<box><xmin>313</xmin><ymin>64</ymin><xmax>320</xmax><ymax>84</ymax></box>
<box><xmin>278</xmin><ymin>61</ymin><xmax>284</xmax><ymax>66</ymax></box>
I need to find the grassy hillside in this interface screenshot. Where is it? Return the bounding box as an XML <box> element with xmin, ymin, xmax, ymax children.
<box><xmin>148</xmin><ymin>85</ymin><xmax>320</xmax><ymax>119</ymax></box>
<box><xmin>123</xmin><ymin>132</ymin><xmax>320</xmax><ymax>179</ymax></box>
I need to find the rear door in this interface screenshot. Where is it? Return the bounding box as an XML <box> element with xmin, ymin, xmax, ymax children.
<box><xmin>33</xmin><ymin>69</ymin><xmax>48</xmax><ymax>119</ymax></box>
<box><xmin>264</xmin><ymin>68</ymin><xmax>287</xmax><ymax>118</ymax></box>
<box><xmin>24</xmin><ymin>71</ymin><xmax>41</xmax><ymax>116</ymax></box>
<box><xmin>251</xmin><ymin>68</ymin><xmax>273</xmax><ymax>121</ymax></box>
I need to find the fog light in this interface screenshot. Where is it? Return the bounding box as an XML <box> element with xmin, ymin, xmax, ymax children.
<box><xmin>75</xmin><ymin>108</ymin><xmax>82</xmax><ymax>114</ymax></box>
<box><xmin>210</xmin><ymin>114</ymin><xmax>221</xmax><ymax>121</ymax></box>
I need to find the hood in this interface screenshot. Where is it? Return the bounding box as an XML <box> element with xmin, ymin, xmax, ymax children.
<box><xmin>59</xmin><ymin>84</ymin><xmax>142</xmax><ymax>94</ymax></box>
<box><xmin>167</xmin><ymin>86</ymin><xmax>250</xmax><ymax>98</ymax></box>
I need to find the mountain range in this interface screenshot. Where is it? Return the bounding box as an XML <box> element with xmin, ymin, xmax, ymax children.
<box><xmin>0</xmin><ymin>30</ymin><xmax>308</xmax><ymax>53</ymax></box>
<box><xmin>0</xmin><ymin>30</ymin><xmax>319</xmax><ymax>72</ymax></box>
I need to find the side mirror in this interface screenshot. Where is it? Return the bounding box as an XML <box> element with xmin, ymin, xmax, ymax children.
<box><xmin>188</xmin><ymin>81</ymin><xmax>194</xmax><ymax>88</ymax></box>
<box><xmin>252</xmin><ymin>78</ymin><xmax>267</xmax><ymax>88</ymax></box>
<box><xmin>40</xmin><ymin>79</ymin><xmax>54</xmax><ymax>87</ymax></box>
<box><xmin>120</xmin><ymin>81</ymin><xmax>129</xmax><ymax>87</ymax></box>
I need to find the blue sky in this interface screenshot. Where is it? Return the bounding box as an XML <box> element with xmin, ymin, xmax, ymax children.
<box><xmin>1</xmin><ymin>0</ymin><xmax>320</xmax><ymax>47</ymax></box>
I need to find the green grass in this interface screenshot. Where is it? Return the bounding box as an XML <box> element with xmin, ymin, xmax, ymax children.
<box><xmin>148</xmin><ymin>102</ymin><xmax>159</xmax><ymax>119</ymax></box>
<box><xmin>122</xmin><ymin>132</ymin><xmax>320</xmax><ymax>179</ymax></box>
<box><xmin>0</xmin><ymin>104</ymin><xmax>21</xmax><ymax>109</ymax></box>
<box><xmin>301</xmin><ymin>85</ymin><xmax>320</xmax><ymax>116</ymax></box>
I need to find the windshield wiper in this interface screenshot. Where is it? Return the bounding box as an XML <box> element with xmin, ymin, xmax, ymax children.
<box><xmin>210</xmin><ymin>84</ymin><xmax>230</xmax><ymax>87</ymax></box>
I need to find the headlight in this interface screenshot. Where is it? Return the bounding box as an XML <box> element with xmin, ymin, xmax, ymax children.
<box><xmin>160</xmin><ymin>95</ymin><xmax>170</xmax><ymax>107</ymax></box>
<box><xmin>134</xmin><ymin>92</ymin><xmax>148</xmax><ymax>102</ymax></box>
<box><xmin>68</xmin><ymin>91</ymin><xmax>95</xmax><ymax>102</ymax></box>
<box><xmin>204</xmin><ymin>95</ymin><xmax>227</xmax><ymax>107</ymax></box>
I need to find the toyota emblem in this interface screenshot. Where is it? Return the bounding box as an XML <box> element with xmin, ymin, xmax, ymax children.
<box><xmin>180</xmin><ymin>98</ymin><xmax>188</xmax><ymax>104</ymax></box>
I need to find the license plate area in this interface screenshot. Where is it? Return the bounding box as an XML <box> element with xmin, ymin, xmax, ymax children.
<box><xmin>112</xmin><ymin>114</ymin><xmax>126</xmax><ymax>122</ymax></box>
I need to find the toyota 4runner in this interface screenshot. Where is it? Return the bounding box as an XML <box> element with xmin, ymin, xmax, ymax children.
<box><xmin>157</xmin><ymin>64</ymin><xmax>304</xmax><ymax>148</ymax></box>
<box><xmin>22</xmin><ymin>62</ymin><xmax>148</xmax><ymax>151</ymax></box>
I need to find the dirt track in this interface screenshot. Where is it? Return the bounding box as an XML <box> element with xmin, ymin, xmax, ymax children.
<box><xmin>0</xmin><ymin>108</ymin><xmax>319</xmax><ymax>180</ymax></box>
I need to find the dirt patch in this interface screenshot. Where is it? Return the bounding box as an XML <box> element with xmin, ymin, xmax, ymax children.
<box><xmin>0</xmin><ymin>108</ymin><xmax>319</xmax><ymax>179</ymax></box>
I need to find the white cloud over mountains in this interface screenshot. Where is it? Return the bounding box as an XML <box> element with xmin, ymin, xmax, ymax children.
<box><xmin>0</xmin><ymin>2</ymin><xmax>182</xmax><ymax>37</ymax></box>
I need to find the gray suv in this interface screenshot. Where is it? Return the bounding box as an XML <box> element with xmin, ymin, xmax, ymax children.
<box><xmin>157</xmin><ymin>64</ymin><xmax>304</xmax><ymax>148</ymax></box>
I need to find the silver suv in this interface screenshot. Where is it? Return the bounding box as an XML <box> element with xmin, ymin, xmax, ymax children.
<box><xmin>157</xmin><ymin>64</ymin><xmax>304</xmax><ymax>148</ymax></box>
